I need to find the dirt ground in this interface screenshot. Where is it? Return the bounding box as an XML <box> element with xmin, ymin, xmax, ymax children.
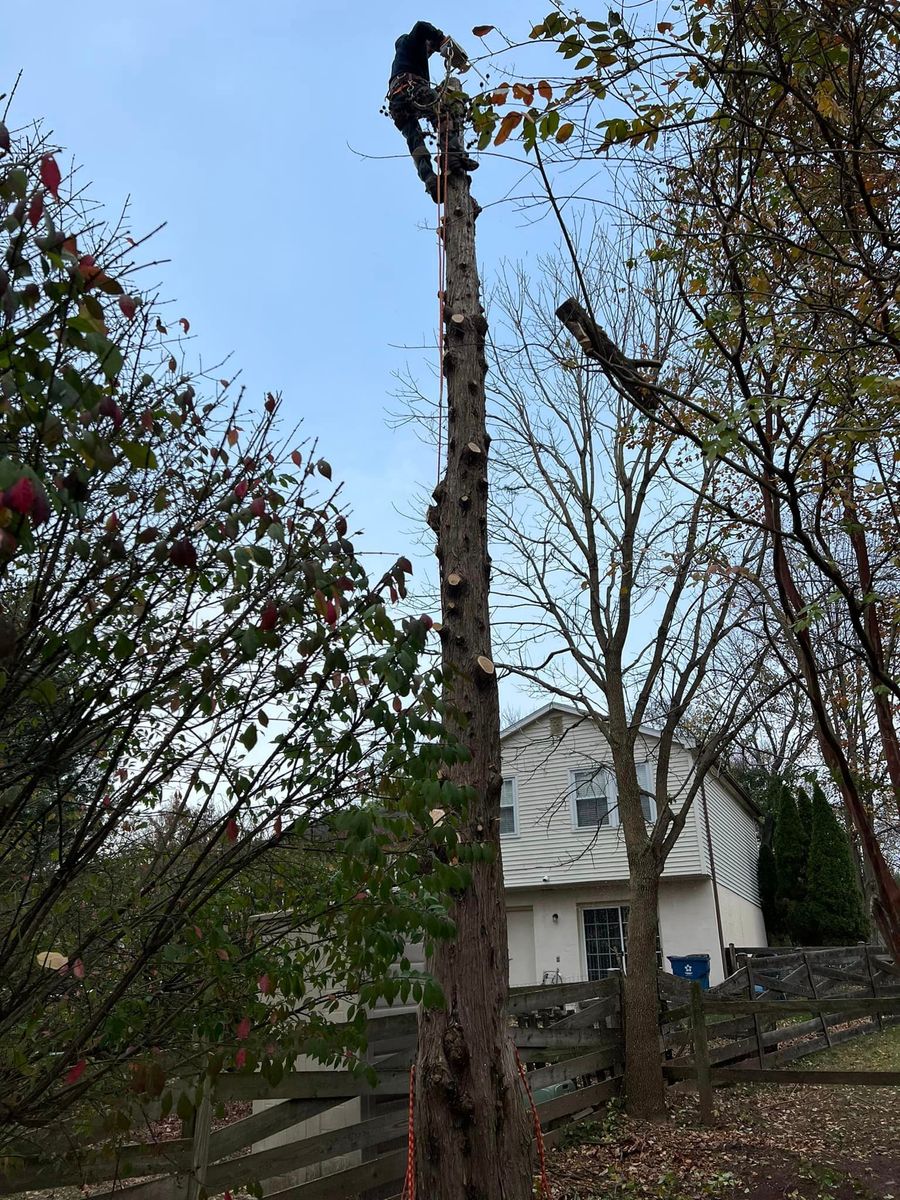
<box><xmin>550</xmin><ymin>1025</ymin><xmax>900</xmax><ymax>1200</ymax></box>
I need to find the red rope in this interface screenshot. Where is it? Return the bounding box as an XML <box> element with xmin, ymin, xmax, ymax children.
<box><xmin>516</xmin><ymin>1046</ymin><xmax>553</xmax><ymax>1200</ymax></box>
<box><xmin>401</xmin><ymin>1064</ymin><xmax>416</xmax><ymax>1200</ymax></box>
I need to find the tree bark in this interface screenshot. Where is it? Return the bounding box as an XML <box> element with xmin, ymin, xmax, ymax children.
<box><xmin>623</xmin><ymin>858</ymin><xmax>666</xmax><ymax>1119</ymax></box>
<box><xmin>414</xmin><ymin>110</ymin><xmax>534</xmax><ymax>1198</ymax></box>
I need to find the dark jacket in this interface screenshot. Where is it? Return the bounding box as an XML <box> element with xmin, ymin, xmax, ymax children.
<box><xmin>390</xmin><ymin>22</ymin><xmax>445</xmax><ymax>82</ymax></box>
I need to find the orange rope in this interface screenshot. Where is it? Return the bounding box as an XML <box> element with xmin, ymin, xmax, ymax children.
<box><xmin>401</xmin><ymin>1064</ymin><xmax>416</xmax><ymax>1200</ymax></box>
<box><xmin>516</xmin><ymin>1046</ymin><xmax>553</xmax><ymax>1200</ymax></box>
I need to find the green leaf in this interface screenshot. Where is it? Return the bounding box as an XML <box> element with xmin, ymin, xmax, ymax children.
<box><xmin>120</xmin><ymin>440</ymin><xmax>159</xmax><ymax>470</ymax></box>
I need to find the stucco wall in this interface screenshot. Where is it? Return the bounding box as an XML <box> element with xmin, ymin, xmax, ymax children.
<box><xmin>505</xmin><ymin>876</ymin><xmax>731</xmax><ymax>988</ymax></box>
<box><xmin>717</xmin><ymin>881</ymin><xmax>768</xmax><ymax>949</ymax></box>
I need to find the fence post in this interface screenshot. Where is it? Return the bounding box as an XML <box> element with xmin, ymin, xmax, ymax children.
<box><xmin>862</xmin><ymin>944</ymin><xmax>884</xmax><ymax>1032</ymax></box>
<box><xmin>690</xmin><ymin>982</ymin><xmax>713</xmax><ymax>1126</ymax></box>
<box><xmin>184</xmin><ymin>1076</ymin><xmax>212</xmax><ymax>1200</ymax></box>
<box><xmin>725</xmin><ymin>944</ymin><xmax>737</xmax><ymax>979</ymax></box>
<box><xmin>803</xmin><ymin>953</ymin><xmax>832</xmax><ymax>1049</ymax></box>
<box><xmin>746</xmin><ymin>962</ymin><xmax>765</xmax><ymax>1067</ymax></box>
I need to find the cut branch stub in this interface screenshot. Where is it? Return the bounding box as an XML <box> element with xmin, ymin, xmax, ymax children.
<box><xmin>447</xmin><ymin>572</ymin><xmax>464</xmax><ymax>589</ymax></box>
<box><xmin>464</xmin><ymin>441</ymin><xmax>484</xmax><ymax>458</ymax></box>
<box><xmin>475</xmin><ymin>655</ymin><xmax>495</xmax><ymax>676</ymax></box>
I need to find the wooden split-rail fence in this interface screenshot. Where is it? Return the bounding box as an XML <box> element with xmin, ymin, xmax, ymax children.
<box><xmin>660</xmin><ymin>943</ymin><xmax>900</xmax><ymax>1124</ymax></box>
<box><xmin>0</xmin><ymin>977</ymin><xmax>626</xmax><ymax>1200</ymax></box>
<box><xmin>3</xmin><ymin>946</ymin><xmax>898</xmax><ymax>1199</ymax></box>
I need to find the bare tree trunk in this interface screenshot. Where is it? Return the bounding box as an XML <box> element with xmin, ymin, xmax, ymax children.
<box><xmin>414</xmin><ymin>106</ymin><xmax>533</xmax><ymax>1198</ymax></box>
<box><xmin>623</xmin><ymin>858</ymin><xmax>666</xmax><ymax>1119</ymax></box>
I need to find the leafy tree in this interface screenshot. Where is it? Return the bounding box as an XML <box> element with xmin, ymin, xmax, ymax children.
<box><xmin>0</xmin><ymin>117</ymin><xmax>468</xmax><ymax>1149</ymax></box>
<box><xmin>467</xmin><ymin>0</ymin><xmax>900</xmax><ymax>957</ymax></box>
<box><xmin>773</xmin><ymin>788</ymin><xmax>807</xmax><ymax>923</ymax></box>
<box><xmin>757</xmin><ymin>842</ymin><xmax>780</xmax><ymax>939</ymax></box>
<box><xmin>798</xmin><ymin>784</ymin><xmax>869</xmax><ymax>945</ymax></box>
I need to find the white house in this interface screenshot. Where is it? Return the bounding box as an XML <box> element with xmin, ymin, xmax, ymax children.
<box><xmin>500</xmin><ymin>703</ymin><xmax>767</xmax><ymax>987</ymax></box>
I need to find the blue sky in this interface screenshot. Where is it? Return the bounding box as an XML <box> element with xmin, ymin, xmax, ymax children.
<box><xmin>4</xmin><ymin>2</ymin><xmax>572</xmax><ymax>711</ymax></box>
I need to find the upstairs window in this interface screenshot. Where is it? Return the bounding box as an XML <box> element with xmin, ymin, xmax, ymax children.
<box><xmin>499</xmin><ymin>777</ymin><xmax>518</xmax><ymax>836</ymax></box>
<box><xmin>572</xmin><ymin>766</ymin><xmax>615</xmax><ymax>828</ymax></box>
<box><xmin>637</xmin><ymin>761</ymin><xmax>657</xmax><ymax>823</ymax></box>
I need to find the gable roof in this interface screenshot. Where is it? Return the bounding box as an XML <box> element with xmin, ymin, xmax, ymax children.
<box><xmin>501</xmin><ymin>701</ymin><xmax>761</xmax><ymax>820</ymax></box>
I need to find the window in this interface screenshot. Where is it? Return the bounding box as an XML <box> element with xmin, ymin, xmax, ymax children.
<box><xmin>582</xmin><ymin>905</ymin><xmax>663</xmax><ymax>979</ymax></box>
<box><xmin>583</xmin><ymin>906</ymin><xmax>628</xmax><ymax>978</ymax></box>
<box><xmin>637</xmin><ymin>761</ymin><xmax>657</xmax><ymax>823</ymax></box>
<box><xmin>572</xmin><ymin>766</ymin><xmax>615</xmax><ymax>828</ymax></box>
<box><xmin>499</xmin><ymin>777</ymin><xmax>518</xmax><ymax>836</ymax></box>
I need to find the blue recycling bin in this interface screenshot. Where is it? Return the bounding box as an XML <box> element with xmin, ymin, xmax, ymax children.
<box><xmin>668</xmin><ymin>954</ymin><xmax>711</xmax><ymax>989</ymax></box>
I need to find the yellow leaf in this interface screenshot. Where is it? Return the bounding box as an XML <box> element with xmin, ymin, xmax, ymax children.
<box><xmin>556</xmin><ymin>122</ymin><xmax>575</xmax><ymax>143</ymax></box>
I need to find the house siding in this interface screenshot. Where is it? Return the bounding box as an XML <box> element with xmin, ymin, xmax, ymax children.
<box><xmin>703</xmin><ymin>774</ymin><xmax>762</xmax><ymax>906</ymax></box>
<box><xmin>500</xmin><ymin>710</ymin><xmax>706</xmax><ymax>889</ymax></box>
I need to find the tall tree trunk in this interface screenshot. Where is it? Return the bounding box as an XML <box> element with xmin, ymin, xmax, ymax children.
<box><xmin>414</xmin><ymin>108</ymin><xmax>534</xmax><ymax>1198</ymax></box>
<box><xmin>763</xmin><ymin>486</ymin><xmax>900</xmax><ymax>960</ymax></box>
<box><xmin>623</xmin><ymin>858</ymin><xmax>666</xmax><ymax>1119</ymax></box>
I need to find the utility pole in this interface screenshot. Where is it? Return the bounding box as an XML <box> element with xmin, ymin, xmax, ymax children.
<box><xmin>415</xmin><ymin>91</ymin><xmax>534</xmax><ymax>1198</ymax></box>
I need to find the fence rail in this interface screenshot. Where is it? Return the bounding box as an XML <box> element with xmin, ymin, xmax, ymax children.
<box><xmin>4</xmin><ymin>946</ymin><xmax>897</xmax><ymax>1198</ymax></box>
<box><xmin>0</xmin><ymin>975</ymin><xmax>624</xmax><ymax>1200</ymax></box>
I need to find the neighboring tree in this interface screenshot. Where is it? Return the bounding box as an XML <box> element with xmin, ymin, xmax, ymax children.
<box><xmin>0</xmin><ymin>119</ymin><xmax>466</xmax><ymax>1148</ymax></box>
<box><xmin>480</xmin><ymin>240</ymin><xmax>778</xmax><ymax>1118</ymax></box>
<box><xmin>468</xmin><ymin>0</ymin><xmax>900</xmax><ymax>957</ymax></box>
<box><xmin>773</xmin><ymin>788</ymin><xmax>808</xmax><ymax>928</ymax></box>
<box><xmin>757</xmin><ymin>841</ymin><xmax>779</xmax><ymax>939</ymax></box>
<box><xmin>798</xmin><ymin>784</ymin><xmax>869</xmax><ymax>945</ymax></box>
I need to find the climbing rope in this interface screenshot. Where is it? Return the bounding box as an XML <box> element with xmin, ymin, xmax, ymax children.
<box><xmin>401</xmin><ymin>1064</ymin><xmax>416</xmax><ymax>1200</ymax></box>
<box><xmin>435</xmin><ymin>121</ymin><xmax>449</xmax><ymax>485</ymax></box>
<box><xmin>515</xmin><ymin>1046</ymin><xmax>553</xmax><ymax>1200</ymax></box>
<box><xmin>434</xmin><ymin>57</ymin><xmax>453</xmax><ymax>485</ymax></box>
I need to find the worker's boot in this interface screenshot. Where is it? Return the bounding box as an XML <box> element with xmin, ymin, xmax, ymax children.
<box><xmin>443</xmin><ymin>135</ymin><xmax>479</xmax><ymax>174</ymax></box>
<box><xmin>424</xmin><ymin>174</ymin><xmax>440</xmax><ymax>203</ymax></box>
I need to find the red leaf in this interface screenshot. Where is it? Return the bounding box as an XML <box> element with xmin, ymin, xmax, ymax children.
<box><xmin>335</xmin><ymin>514</ymin><xmax>348</xmax><ymax>537</ymax></box>
<box><xmin>291</xmin><ymin>450</ymin><xmax>302</xmax><ymax>467</ymax></box>
<box><xmin>324</xmin><ymin>599</ymin><xmax>337</xmax><ymax>626</ymax></box>
<box><xmin>250</xmin><ymin>496</ymin><xmax>266</xmax><ymax>519</ymax></box>
<box><xmin>72</xmin><ymin>959</ymin><xmax>85</xmax><ymax>980</ymax></box>
<box><xmin>235</xmin><ymin>1047</ymin><xmax>247</xmax><ymax>1069</ymax></box>
<box><xmin>28</xmin><ymin>190</ymin><xmax>44</xmax><ymax>228</ymax></box>
<box><xmin>234</xmin><ymin>480</ymin><xmax>249</xmax><ymax>500</ymax></box>
<box><xmin>179</xmin><ymin>316</ymin><xmax>190</xmax><ymax>333</ymax></box>
<box><xmin>265</xmin><ymin>392</ymin><xmax>277</xmax><ymax>412</ymax></box>
<box><xmin>226</xmin><ymin>427</ymin><xmax>239</xmax><ymax>447</ymax></box>
<box><xmin>538</xmin><ymin>80</ymin><xmax>553</xmax><ymax>101</ymax></box>
<box><xmin>393</xmin><ymin>696</ymin><xmax>403</xmax><ymax>714</ymax></box>
<box><xmin>657</xmin><ymin>21</ymin><xmax>674</xmax><ymax>32</ymax></box>
<box><xmin>258</xmin><ymin>973</ymin><xmax>273</xmax><ymax>995</ymax></box>
<box><xmin>65</xmin><ymin>1059</ymin><xmax>86</xmax><ymax>1085</ymax></box>
<box><xmin>193</xmin><ymin>925</ymin><xmax>203</xmax><ymax>939</ymax></box>
<box><xmin>236</xmin><ymin>1016</ymin><xmax>251</xmax><ymax>1041</ymax></box>
<box><xmin>273</xmin><ymin>815</ymin><xmax>282</xmax><ymax>837</ymax></box>
<box><xmin>226</xmin><ymin>818</ymin><xmax>238</xmax><ymax>842</ymax></box>
<box><xmin>40</xmin><ymin>154</ymin><xmax>62</xmax><ymax>199</ymax></box>
<box><xmin>260</xmin><ymin>602</ymin><xmax>278</xmax><ymax>632</ymax></box>
<box><xmin>216</xmin><ymin>948</ymin><xmax>230</xmax><ymax>961</ymax></box>
<box><xmin>119</xmin><ymin>295</ymin><xmax>138</xmax><ymax>320</ymax></box>
<box><xmin>472</xmin><ymin>24</ymin><xmax>494</xmax><ymax>36</ymax></box>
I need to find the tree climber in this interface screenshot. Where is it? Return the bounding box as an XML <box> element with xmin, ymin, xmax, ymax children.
<box><xmin>387</xmin><ymin>21</ymin><xmax>479</xmax><ymax>202</ymax></box>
